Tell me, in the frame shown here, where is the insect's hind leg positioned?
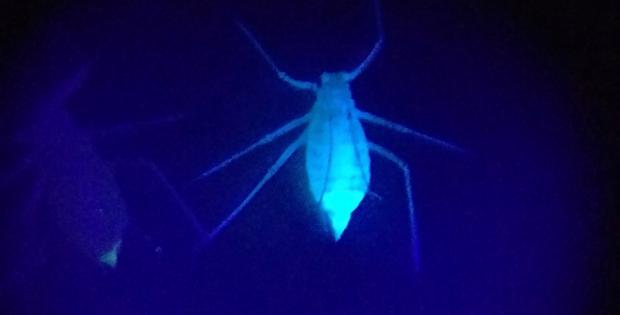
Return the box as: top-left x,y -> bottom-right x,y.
200,133 -> 306,246
368,141 -> 420,271
195,114 -> 309,181
344,0 -> 384,81
137,159 -> 207,241
92,112 -> 187,140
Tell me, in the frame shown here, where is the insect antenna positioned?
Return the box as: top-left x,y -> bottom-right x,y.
235,20 -> 318,91
344,0 -> 384,81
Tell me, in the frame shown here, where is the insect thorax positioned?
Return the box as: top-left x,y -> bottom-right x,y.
314,72 -> 355,117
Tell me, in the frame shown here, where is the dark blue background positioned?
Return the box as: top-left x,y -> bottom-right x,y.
0,0 -> 615,314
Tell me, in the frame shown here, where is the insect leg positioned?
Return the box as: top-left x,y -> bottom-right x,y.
357,109 -> 464,153
138,159 -> 207,240
367,190 -> 383,201
344,0 -> 384,81
195,114 -> 309,180
368,141 -> 420,271
236,21 -> 318,91
202,133 -> 306,244
92,112 -> 187,140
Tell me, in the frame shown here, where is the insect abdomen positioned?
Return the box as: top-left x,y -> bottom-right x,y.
305,114 -> 370,239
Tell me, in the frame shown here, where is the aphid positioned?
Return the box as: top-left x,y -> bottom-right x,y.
199,1 -> 461,267
3,64 -> 197,274
12,65 -> 128,269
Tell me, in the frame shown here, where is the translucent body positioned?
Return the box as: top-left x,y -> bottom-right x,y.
305,73 -> 371,239
11,66 -> 127,268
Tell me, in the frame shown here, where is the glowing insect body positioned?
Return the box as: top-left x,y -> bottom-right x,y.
200,9 -> 461,267
305,73 -> 371,239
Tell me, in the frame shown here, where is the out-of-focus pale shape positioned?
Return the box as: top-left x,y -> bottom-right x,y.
16,64 -> 128,267
99,239 -> 122,268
